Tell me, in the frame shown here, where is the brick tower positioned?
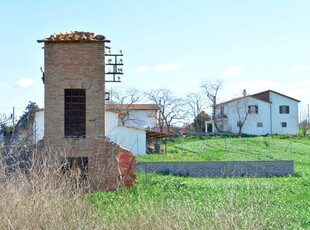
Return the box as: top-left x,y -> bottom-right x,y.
38,31 -> 107,153
37,32 -> 126,190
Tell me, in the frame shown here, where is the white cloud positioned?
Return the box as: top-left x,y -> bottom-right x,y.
295,79 -> 310,87
224,66 -> 241,78
16,78 -> 34,88
291,64 -> 310,72
155,63 -> 185,72
137,65 -> 150,73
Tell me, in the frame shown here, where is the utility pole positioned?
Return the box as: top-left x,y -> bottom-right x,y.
159,99 -> 162,132
12,107 -> 15,129
307,104 -> 309,123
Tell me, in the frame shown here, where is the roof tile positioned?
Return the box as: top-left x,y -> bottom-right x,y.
37,31 -> 108,43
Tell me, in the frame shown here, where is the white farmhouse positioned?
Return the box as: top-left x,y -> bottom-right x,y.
106,104 -> 158,130
105,111 -> 146,155
206,90 -> 300,135
32,109 -> 44,145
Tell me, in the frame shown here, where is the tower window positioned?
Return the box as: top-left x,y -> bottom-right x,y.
64,89 -> 86,138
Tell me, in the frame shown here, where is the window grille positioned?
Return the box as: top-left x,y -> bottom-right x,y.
64,89 -> 86,138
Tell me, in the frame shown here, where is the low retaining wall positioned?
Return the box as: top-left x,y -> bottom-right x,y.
135,161 -> 294,178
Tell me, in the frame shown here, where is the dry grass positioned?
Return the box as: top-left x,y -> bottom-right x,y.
0,147 -> 105,230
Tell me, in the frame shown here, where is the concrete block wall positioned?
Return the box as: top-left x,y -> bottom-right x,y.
136,161 -> 294,178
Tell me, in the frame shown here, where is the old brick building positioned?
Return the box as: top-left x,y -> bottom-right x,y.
37,32 -> 135,191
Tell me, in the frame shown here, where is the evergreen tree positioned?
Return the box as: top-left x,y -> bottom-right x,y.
16,101 -> 39,129
193,111 -> 210,133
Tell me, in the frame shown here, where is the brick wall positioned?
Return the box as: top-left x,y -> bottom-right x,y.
136,161 -> 294,178
88,140 -> 136,191
88,140 -> 120,191
40,33 -> 136,191
44,41 -> 105,157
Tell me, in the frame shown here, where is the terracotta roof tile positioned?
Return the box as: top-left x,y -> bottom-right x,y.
217,89 -> 300,106
106,104 -> 158,111
37,31 -> 109,43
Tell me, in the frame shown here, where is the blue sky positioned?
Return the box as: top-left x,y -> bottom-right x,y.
1,0 -> 310,119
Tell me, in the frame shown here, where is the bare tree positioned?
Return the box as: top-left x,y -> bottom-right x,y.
144,88 -> 185,133
106,87 -> 142,126
185,92 -> 206,120
299,104 -> 309,137
300,120 -> 309,137
234,97 -> 251,136
185,92 -> 208,134
200,79 -> 224,132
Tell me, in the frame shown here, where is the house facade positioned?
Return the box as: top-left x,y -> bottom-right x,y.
32,109 -> 44,145
106,104 -> 158,130
106,111 -> 146,155
207,90 -> 300,135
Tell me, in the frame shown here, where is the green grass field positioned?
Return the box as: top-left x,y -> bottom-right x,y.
90,136 -> 310,229
137,135 -> 310,176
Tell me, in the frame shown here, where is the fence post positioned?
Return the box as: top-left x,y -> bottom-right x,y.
145,163 -> 148,184
290,137 -> 292,160
268,137 -> 271,159
137,134 -> 139,155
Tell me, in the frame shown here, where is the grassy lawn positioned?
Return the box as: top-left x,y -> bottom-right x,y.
90,136 -> 310,229
137,135 -> 310,176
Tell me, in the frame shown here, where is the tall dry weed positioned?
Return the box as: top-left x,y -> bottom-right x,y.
0,146 -> 104,229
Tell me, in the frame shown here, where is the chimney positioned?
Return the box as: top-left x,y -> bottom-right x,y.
243,89 -> 247,97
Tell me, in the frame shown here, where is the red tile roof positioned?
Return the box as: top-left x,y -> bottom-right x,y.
251,90 -> 300,103
218,89 -> 300,105
37,31 -> 109,43
106,104 -> 158,111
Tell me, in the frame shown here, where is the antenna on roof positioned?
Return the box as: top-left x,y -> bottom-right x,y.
243,89 -> 247,97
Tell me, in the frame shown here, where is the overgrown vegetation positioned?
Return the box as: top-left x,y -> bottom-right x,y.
0,148 -> 104,229
0,135 -> 308,229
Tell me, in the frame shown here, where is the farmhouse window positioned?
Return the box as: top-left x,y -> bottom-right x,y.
64,89 -> 86,138
281,122 -> 287,128
257,122 -> 263,127
220,106 -> 224,117
279,105 -> 290,114
248,105 -> 258,114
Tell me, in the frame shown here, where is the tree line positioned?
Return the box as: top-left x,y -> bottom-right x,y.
106,79 -> 225,134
